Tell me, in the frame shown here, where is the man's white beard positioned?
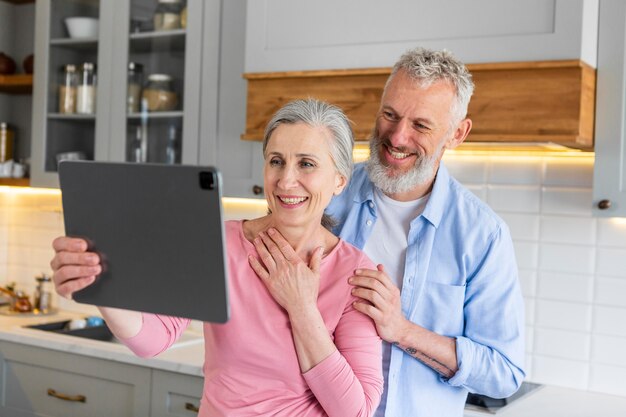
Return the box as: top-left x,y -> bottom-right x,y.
365,136 -> 438,195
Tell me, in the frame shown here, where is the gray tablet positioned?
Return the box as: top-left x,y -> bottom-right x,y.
58,161 -> 229,323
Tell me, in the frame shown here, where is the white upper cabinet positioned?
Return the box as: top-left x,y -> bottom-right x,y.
593,0 -> 626,217
245,0 -> 599,73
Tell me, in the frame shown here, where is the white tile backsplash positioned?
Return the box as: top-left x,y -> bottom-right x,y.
518,269 -> 538,297
487,184 -> 541,213
534,327 -> 591,361
500,213 -> 540,240
540,215 -> 596,245
541,187 -> 594,216
589,364 -> 626,396
593,305 -> 626,337
537,271 -> 594,303
596,247 -> 626,278
487,158 -> 543,185
535,299 -> 592,332
513,241 -> 539,269
538,243 -> 596,275
3,154 -> 626,397
597,218 -> 626,247
595,276 -> 626,308
591,334 -> 626,367
532,355 -> 589,390
544,158 -> 594,188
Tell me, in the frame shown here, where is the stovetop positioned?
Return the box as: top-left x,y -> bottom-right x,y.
464,382 -> 543,414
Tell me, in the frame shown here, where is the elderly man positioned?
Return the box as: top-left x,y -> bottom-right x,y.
325,47 -> 525,416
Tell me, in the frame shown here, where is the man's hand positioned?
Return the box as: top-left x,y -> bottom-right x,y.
349,264 -> 410,344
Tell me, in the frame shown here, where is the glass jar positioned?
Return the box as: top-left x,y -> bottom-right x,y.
76,62 -> 97,114
127,62 -> 143,113
181,5 -> 187,28
59,64 -> 78,114
142,74 -> 178,112
0,122 -> 14,163
153,0 -> 183,31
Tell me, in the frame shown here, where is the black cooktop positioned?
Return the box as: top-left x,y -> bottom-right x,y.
465,382 -> 543,414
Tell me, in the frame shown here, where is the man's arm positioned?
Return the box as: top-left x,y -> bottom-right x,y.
350,264 -> 457,378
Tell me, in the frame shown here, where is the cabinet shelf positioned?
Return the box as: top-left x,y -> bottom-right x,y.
0,178 -> 30,187
48,113 -> 96,121
0,74 -> 33,94
50,38 -> 98,51
129,30 -> 186,53
127,111 -> 184,119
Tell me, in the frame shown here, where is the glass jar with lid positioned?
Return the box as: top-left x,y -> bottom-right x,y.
153,0 -> 184,31
127,62 -> 143,113
0,122 -> 14,163
142,74 -> 178,112
59,64 -> 78,114
76,62 -> 97,114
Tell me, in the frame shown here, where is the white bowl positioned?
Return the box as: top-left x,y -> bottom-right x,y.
65,17 -> 99,39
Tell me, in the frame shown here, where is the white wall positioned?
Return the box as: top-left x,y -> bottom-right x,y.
2,154 -> 626,396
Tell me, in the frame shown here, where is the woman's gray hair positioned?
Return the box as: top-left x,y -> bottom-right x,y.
263,98 -> 354,183
262,98 -> 354,230
386,47 -> 475,124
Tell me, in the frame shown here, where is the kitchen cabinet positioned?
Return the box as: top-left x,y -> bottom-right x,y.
593,0 -> 626,217
0,340 -> 151,417
28,0 -> 263,197
30,0 -> 209,188
244,0 -> 598,73
151,369 -> 203,417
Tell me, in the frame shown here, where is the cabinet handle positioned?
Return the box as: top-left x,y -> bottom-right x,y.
598,199 -> 612,210
47,388 -> 86,403
185,402 -> 200,413
252,185 -> 264,195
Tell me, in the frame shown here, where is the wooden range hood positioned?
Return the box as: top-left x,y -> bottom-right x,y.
243,60 -> 596,151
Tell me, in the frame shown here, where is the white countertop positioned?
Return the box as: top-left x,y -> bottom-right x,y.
2,309 -> 626,415
0,309 -> 204,377
464,384 -> 626,417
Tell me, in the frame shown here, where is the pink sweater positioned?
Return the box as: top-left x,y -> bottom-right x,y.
122,220 -> 383,416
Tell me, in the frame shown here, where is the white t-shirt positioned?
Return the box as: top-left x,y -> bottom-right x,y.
364,188 -> 429,417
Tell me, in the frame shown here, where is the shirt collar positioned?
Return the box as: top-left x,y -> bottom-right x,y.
356,161 -> 451,228
420,162 -> 449,228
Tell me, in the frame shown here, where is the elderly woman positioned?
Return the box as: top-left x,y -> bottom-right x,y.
50,99 -> 383,417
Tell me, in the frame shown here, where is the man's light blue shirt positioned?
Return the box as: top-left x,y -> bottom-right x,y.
326,162 -> 526,416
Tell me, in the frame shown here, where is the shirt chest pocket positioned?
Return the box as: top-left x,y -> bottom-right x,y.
414,281 -> 466,336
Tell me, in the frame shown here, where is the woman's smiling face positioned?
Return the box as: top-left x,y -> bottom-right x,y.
264,122 -> 346,228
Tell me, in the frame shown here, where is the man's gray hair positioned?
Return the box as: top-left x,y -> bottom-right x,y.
387,47 -> 475,123
263,98 -> 354,183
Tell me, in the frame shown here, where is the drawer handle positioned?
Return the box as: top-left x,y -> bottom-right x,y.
47,388 -> 86,403
185,402 -> 199,413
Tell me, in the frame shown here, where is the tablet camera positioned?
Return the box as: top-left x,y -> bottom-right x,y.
199,171 -> 216,190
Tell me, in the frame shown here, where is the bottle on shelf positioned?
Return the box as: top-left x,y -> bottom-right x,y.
127,62 -> 143,114
76,62 -> 97,115
129,124 -> 147,163
59,64 -> 78,114
165,124 -> 179,164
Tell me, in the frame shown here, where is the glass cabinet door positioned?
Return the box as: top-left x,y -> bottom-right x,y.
44,0 -> 101,173
109,0 -> 202,165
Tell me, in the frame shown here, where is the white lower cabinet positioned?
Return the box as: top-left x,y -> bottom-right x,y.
0,341 -> 204,417
0,341 -> 151,417
151,370 -> 203,417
